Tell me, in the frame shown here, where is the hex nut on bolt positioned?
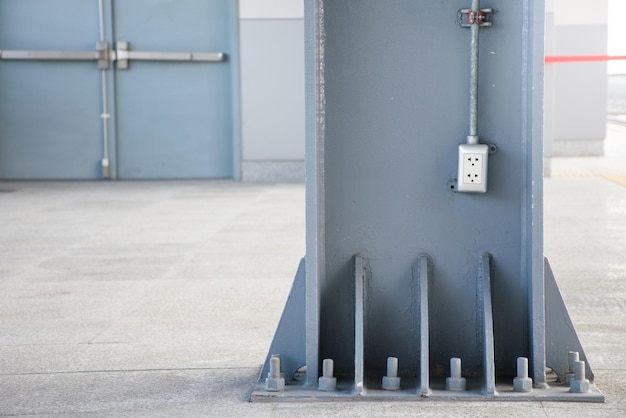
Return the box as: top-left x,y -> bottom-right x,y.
513,357 -> 533,392
265,355 -> 285,392
569,360 -> 590,393
446,357 -> 466,391
382,357 -> 401,391
318,358 -> 337,391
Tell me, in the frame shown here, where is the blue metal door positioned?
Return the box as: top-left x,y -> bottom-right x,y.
0,0 -> 236,180
0,0 -> 103,179
113,0 -> 235,179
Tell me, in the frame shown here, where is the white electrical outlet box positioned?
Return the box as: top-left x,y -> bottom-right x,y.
457,143 -> 489,193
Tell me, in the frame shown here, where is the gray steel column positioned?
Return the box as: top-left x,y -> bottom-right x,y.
304,0 -> 325,386
253,0 -> 602,403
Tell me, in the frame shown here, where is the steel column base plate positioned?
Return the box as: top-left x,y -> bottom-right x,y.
251,378 -> 604,403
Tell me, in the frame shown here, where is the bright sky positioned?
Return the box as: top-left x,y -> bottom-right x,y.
608,0 -> 626,73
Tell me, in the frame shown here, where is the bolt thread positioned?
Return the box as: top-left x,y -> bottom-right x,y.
568,351 -> 580,373
270,356 -> 281,379
450,357 -> 462,379
322,358 -> 334,378
517,357 -> 529,379
387,357 -> 398,378
575,360 -> 586,381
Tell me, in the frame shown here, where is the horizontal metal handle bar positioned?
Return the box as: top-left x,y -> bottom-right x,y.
115,50 -> 225,62
0,50 -> 102,61
0,49 -> 225,64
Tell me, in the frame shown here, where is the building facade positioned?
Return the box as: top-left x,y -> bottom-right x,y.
0,1 -> 609,180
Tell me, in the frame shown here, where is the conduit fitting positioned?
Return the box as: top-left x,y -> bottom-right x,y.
318,358 -> 337,391
569,361 -> 590,393
382,357 -> 401,391
265,355 -> 285,392
446,357 -> 467,391
565,351 -> 579,385
513,357 -> 533,392
467,135 -> 480,145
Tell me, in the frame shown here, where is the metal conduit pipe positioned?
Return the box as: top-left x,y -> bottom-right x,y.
98,0 -> 111,178
467,0 -> 480,144
467,0 -> 480,145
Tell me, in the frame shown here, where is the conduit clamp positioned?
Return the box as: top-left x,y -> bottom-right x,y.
458,8 -> 493,27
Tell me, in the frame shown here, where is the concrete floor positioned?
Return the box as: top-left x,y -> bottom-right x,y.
1,126 -> 625,417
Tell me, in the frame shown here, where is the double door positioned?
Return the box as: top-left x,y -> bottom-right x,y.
0,0 -> 236,179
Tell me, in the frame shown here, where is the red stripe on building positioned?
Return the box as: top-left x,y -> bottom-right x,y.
545,55 -> 626,64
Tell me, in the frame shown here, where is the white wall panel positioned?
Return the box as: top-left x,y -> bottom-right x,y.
240,19 -> 305,160
553,0 -> 607,26
239,0 -> 303,19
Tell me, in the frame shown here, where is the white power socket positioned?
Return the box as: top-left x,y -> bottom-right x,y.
457,144 -> 489,193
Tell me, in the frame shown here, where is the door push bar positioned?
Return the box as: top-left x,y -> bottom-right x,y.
0,41 -> 226,70
115,41 -> 224,69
